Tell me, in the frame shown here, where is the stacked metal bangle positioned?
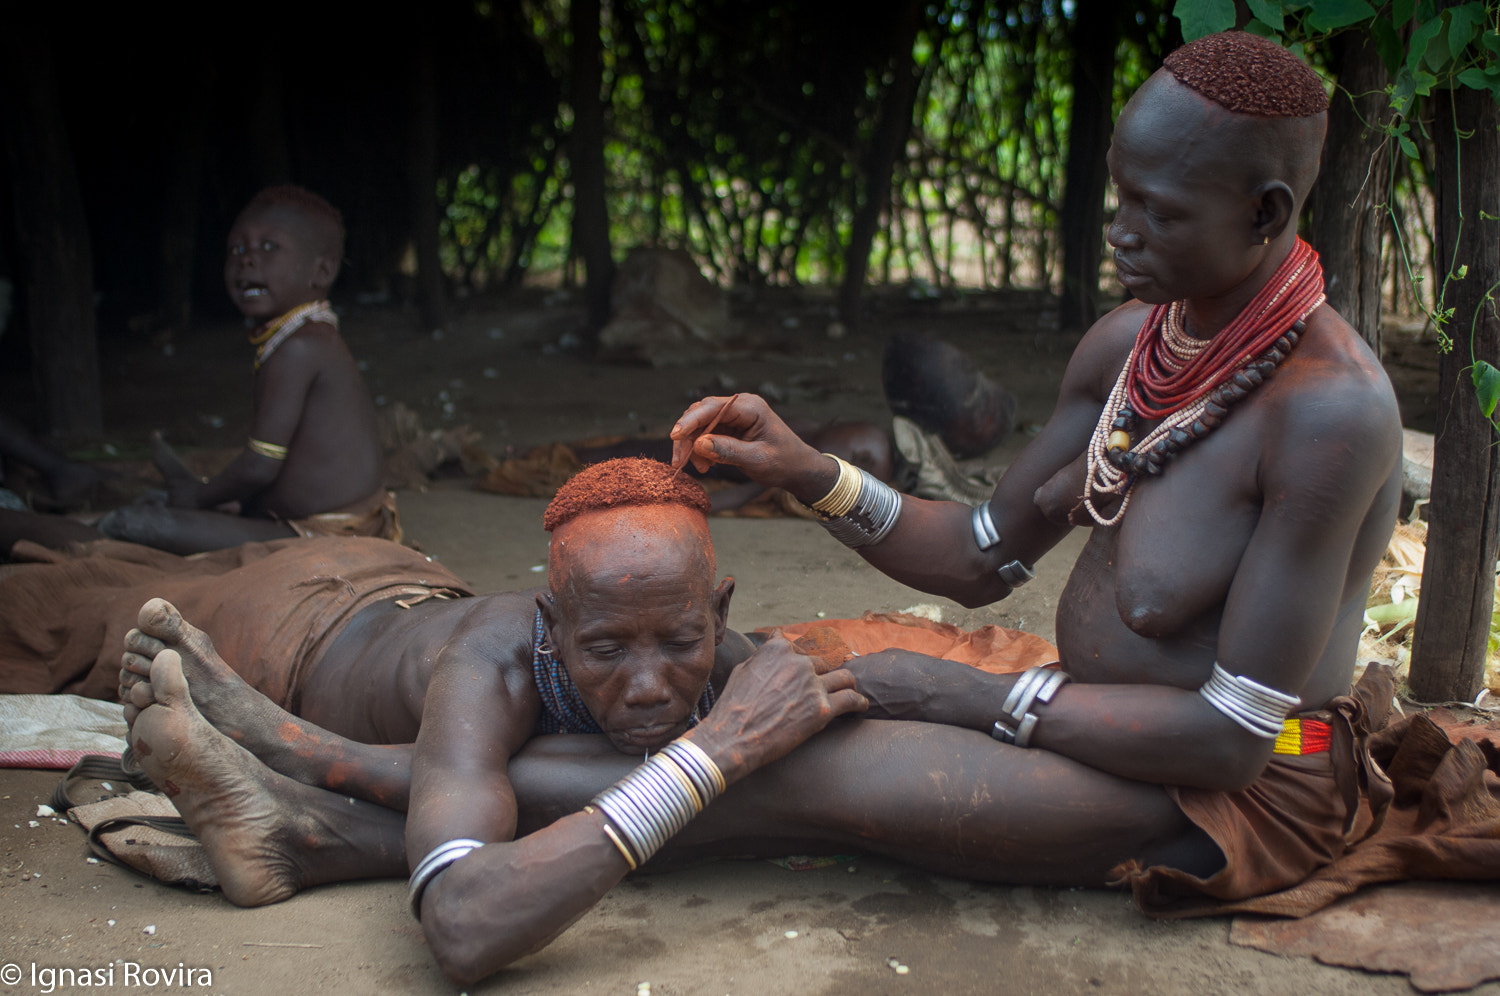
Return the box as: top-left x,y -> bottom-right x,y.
802,454 -> 901,548
991,665 -> 1070,748
807,453 -> 863,518
590,738 -> 725,869
408,838 -> 485,919
659,738 -> 727,800
1199,663 -> 1299,740
971,503 -> 1035,592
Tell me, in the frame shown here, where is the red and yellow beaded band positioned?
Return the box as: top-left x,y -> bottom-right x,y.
1271,718 -> 1331,756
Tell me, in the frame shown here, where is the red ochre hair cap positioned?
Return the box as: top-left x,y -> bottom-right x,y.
544,457 -> 712,532
1164,30 -> 1329,118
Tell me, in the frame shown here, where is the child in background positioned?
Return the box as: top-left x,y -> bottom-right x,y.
100,185 -> 396,553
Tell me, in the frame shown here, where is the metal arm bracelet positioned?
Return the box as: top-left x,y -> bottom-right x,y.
819,465 -> 901,548
1199,663 -> 1299,740
590,738 -> 725,869
991,665 -> 1070,748
971,503 -> 1035,592
408,838 -> 485,919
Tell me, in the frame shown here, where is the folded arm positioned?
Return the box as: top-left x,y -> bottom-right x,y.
408,636 -> 867,985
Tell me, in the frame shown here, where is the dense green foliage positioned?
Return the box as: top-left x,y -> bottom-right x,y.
439,0 -> 1177,292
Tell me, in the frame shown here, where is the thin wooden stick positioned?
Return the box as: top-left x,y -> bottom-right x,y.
672,394 -> 740,479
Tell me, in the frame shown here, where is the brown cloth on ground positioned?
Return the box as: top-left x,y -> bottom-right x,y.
1116,665 -> 1500,919
284,488 -> 404,544
0,536 -> 470,707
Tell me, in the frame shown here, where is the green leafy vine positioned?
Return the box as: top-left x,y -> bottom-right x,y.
1173,0 -> 1500,420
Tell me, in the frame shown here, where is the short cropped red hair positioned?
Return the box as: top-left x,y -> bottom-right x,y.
1165,31 -> 1328,118
544,457 -> 712,532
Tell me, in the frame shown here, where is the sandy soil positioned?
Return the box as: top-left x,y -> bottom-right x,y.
0,289 -> 1477,994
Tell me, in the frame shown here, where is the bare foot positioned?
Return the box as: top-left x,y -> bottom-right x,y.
120,598 -> 274,740
126,647 -> 304,906
121,597 -> 416,810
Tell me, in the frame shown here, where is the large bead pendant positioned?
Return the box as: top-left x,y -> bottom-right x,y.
1107,429 -> 1131,453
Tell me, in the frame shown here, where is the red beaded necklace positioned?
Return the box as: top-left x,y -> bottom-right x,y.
1082,239 -> 1326,526
1126,238 -> 1325,419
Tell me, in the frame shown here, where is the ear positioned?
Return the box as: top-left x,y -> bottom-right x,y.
710,576 -> 735,645
535,590 -> 561,649
310,253 -> 340,291
1251,182 -> 1296,244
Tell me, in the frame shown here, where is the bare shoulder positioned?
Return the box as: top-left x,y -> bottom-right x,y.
1261,305 -> 1402,497
711,629 -> 757,691
438,590 -> 542,673
257,322 -> 355,376
1272,305 -> 1399,432
1061,300 -> 1151,401
417,591 -> 545,748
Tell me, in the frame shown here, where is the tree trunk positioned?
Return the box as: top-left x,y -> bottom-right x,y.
159,68 -> 210,339
1307,31 -> 1389,355
1409,82 -> 1500,703
0,29 -> 102,439
837,0 -> 925,331
409,37 -> 449,334
569,0 -> 615,343
1057,0 -> 1119,332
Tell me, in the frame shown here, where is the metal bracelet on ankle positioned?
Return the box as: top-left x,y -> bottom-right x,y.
820,466 -> 901,548
1199,663 -> 1299,740
991,664 -> 1070,748
408,838 -> 485,919
971,503 -> 1035,592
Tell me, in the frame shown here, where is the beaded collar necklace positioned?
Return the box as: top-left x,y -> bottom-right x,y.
530,608 -> 718,736
1083,238 -> 1325,527
248,300 -> 338,371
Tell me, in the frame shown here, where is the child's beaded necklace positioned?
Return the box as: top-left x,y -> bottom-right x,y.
248,300 -> 338,371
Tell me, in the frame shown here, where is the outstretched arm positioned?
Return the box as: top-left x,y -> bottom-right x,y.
669,317 -> 1132,606
408,635 -> 867,985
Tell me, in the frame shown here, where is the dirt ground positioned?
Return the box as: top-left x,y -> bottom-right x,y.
0,288 -> 1483,995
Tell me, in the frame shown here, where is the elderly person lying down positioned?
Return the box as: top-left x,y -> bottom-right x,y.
26,456 -> 1114,987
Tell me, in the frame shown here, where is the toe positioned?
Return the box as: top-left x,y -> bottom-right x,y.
137,598 -> 182,638
119,663 -> 144,696
122,649 -> 155,677
123,626 -> 167,660
148,648 -> 192,705
128,679 -> 156,710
